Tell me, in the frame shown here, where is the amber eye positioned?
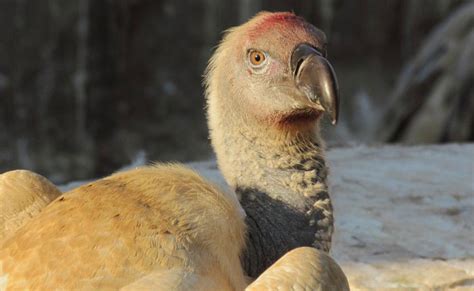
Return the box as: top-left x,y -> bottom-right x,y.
249,50 -> 266,67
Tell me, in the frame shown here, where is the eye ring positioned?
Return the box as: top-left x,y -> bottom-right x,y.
248,50 -> 267,67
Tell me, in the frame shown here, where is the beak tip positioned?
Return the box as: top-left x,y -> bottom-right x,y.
330,113 -> 338,125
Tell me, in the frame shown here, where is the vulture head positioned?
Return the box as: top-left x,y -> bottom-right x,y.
206,11 -> 339,138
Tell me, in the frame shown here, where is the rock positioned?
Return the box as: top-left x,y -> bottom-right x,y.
327,144 -> 474,290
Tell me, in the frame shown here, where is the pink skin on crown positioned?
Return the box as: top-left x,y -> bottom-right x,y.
248,12 -> 307,40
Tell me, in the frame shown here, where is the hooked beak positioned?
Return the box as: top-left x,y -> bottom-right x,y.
291,43 -> 339,125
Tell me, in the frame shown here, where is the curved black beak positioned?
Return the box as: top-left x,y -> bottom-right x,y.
291,43 -> 339,125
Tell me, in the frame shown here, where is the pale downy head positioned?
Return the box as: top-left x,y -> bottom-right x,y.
205,11 -> 339,136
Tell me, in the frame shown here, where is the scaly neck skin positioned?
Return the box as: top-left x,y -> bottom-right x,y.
210,114 -> 334,277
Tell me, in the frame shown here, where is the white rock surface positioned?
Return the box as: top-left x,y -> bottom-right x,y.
189,144 -> 474,290
327,144 -> 474,290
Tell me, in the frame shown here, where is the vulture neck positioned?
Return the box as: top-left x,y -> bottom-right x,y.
211,115 -> 334,277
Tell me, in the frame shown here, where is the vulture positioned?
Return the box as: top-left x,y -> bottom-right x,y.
0,12 -> 349,290
0,170 -> 61,242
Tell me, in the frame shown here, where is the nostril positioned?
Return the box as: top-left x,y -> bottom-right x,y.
291,43 -> 323,78
294,58 -> 305,77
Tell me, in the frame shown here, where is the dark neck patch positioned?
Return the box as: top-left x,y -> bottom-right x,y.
237,186 -> 330,277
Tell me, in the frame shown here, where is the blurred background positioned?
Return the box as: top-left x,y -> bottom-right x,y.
0,0 -> 472,183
